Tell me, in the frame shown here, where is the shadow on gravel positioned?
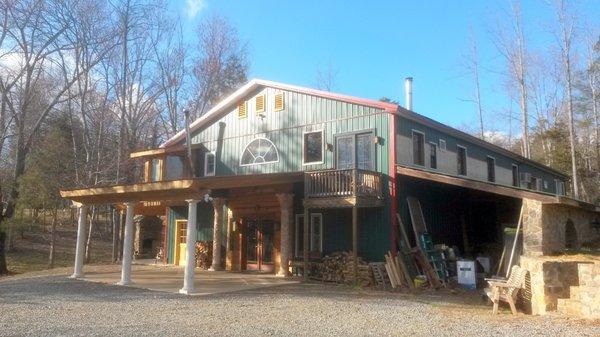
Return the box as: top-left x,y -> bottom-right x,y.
0,276 -> 180,305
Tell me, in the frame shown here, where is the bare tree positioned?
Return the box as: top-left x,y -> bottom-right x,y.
552,0 -> 580,198
584,35 -> 599,172
315,60 -> 339,93
462,28 -> 485,140
191,15 -> 248,120
493,0 -> 531,158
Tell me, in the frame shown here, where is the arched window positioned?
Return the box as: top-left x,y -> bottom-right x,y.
240,137 -> 279,166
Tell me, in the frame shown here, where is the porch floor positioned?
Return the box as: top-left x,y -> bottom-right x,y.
83,264 -> 299,296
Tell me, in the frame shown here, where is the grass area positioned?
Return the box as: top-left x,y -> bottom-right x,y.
2,218 -> 114,276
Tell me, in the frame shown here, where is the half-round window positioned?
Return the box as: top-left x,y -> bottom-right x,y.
240,137 -> 279,166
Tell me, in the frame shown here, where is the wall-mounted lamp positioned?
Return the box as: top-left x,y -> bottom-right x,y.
373,136 -> 382,145
326,143 -> 333,151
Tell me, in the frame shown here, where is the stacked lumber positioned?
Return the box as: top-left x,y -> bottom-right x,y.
320,251 -> 373,286
385,252 -> 408,289
194,241 -> 212,269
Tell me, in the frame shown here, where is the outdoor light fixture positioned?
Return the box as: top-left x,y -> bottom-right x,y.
326,143 -> 333,151
373,136 -> 382,145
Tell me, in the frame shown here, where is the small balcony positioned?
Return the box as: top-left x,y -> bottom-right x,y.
304,169 -> 384,208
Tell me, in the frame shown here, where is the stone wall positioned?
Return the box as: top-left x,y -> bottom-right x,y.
522,199 -> 599,256
134,215 -> 164,258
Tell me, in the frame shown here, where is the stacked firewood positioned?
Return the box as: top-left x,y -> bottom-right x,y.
195,241 -> 212,269
320,251 -> 373,286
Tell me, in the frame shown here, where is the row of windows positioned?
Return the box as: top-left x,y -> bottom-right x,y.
411,130 -> 566,195
294,213 -> 323,257
237,92 -> 285,118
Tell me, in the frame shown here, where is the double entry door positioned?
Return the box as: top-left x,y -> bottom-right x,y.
245,218 -> 276,272
335,131 -> 375,170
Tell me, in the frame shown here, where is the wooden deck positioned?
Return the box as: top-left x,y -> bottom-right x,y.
303,169 -> 384,208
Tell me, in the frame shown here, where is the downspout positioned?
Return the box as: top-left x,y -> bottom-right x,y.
389,111 -> 398,257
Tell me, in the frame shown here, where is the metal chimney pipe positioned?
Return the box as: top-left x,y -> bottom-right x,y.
405,77 -> 413,110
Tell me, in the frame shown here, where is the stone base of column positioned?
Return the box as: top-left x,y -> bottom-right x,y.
116,280 -> 131,286
275,271 -> 287,277
208,266 -> 223,271
69,273 -> 83,279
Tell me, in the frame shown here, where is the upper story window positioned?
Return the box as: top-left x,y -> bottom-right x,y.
165,155 -> 184,180
335,131 -> 375,170
412,131 -> 425,166
512,164 -> 519,187
303,130 -> 323,164
457,146 -> 467,176
204,152 -> 216,176
487,156 -> 495,182
240,137 -> 279,166
439,139 -> 447,151
556,179 -> 565,196
429,142 -> 437,169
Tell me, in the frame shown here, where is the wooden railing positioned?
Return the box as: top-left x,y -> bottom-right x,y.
304,169 -> 383,198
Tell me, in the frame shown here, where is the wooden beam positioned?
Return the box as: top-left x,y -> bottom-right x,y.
129,145 -> 186,158
303,196 -> 384,209
396,165 -> 557,203
303,206 -> 309,281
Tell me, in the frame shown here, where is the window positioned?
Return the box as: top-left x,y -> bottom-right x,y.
439,139 -> 447,151
204,152 -> 215,176
335,131 -> 375,170
512,164 -> 519,187
530,176 -> 542,191
294,213 -> 323,256
237,101 -> 247,118
165,155 -> 184,180
303,130 -> 323,164
457,146 -> 467,176
556,179 -> 565,196
151,158 -> 161,182
240,137 -> 279,166
486,156 -> 495,182
429,142 -> 437,169
274,92 -> 284,111
255,94 -> 265,113
543,180 -> 548,190
412,131 -> 425,166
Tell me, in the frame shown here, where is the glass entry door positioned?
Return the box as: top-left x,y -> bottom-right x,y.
335,132 -> 375,170
245,219 -> 276,272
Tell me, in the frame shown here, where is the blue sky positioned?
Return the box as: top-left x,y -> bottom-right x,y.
173,0 -> 600,134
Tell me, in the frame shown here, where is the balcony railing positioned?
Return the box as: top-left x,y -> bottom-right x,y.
304,169 -> 383,199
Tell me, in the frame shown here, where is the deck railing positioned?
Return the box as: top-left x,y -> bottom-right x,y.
304,169 -> 383,198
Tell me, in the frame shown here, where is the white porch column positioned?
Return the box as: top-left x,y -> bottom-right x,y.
276,193 -> 294,277
180,199 -> 199,295
118,202 -> 135,285
70,204 -> 88,278
209,197 -> 225,271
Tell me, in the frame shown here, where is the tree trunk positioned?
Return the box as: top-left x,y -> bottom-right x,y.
111,207 -> 120,263
0,230 -> 7,275
85,206 -> 97,263
48,210 -> 58,269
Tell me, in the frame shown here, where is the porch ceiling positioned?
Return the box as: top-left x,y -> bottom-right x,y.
60,172 -> 304,205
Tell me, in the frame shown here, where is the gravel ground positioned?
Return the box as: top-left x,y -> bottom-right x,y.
0,273 -> 598,337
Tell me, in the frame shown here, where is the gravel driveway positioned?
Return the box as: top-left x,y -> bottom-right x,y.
0,273 -> 598,336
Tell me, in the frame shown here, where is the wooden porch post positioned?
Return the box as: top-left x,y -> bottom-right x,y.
352,206 -> 358,284
303,206 -> 309,281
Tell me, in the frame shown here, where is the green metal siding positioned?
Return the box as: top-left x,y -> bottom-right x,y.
166,203 -> 218,264
396,116 -> 565,195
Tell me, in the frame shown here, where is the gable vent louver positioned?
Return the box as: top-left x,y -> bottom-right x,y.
256,95 -> 265,114
274,92 -> 284,111
237,101 -> 247,118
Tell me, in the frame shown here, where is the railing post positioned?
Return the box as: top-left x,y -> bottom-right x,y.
353,169 -> 358,196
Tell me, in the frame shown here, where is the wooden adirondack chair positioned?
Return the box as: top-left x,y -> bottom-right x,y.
485,265 -> 528,314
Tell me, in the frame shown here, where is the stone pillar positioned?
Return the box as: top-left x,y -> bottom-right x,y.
118,202 -> 135,285
180,199 -> 199,295
210,197 -> 225,271
522,198 -> 544,256
225,210 -> 234,271
276,193 -> 294,277
70,204 -> 88,278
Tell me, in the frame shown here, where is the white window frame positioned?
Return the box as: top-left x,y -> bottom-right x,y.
302,129 -> 324,165
412,129 -> 426,166
439,139 -> 447,151
294,213 -> 323,256
239,137 -> 280,167
428,141 -> 438,169
486,155 -> 496,182
512,164 -> 519,187
457,145 -> 468,176
310,213 -> 323,253
204,152 -> 216,176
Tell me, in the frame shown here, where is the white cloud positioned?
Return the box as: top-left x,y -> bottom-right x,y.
186,0 -> 205,19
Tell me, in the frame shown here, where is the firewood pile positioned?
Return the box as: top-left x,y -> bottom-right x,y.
320,251 -> 373,286
195,241 -> 212,269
